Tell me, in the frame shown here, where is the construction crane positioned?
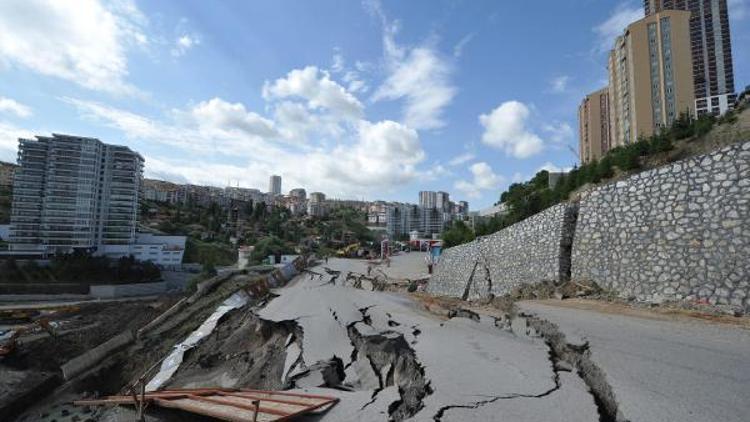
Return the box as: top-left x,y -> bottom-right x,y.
566,145 -> 579,161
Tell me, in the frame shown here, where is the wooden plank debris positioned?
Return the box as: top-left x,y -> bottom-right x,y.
74,388 -> 339,421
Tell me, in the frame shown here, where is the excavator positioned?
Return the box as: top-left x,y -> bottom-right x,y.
0,318 -> 57,358
336,242 -> 361,258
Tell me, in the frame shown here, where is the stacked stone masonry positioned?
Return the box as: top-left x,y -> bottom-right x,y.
573,141 -> 750,309
429,203 -> 577,300
430,140 -> 750,311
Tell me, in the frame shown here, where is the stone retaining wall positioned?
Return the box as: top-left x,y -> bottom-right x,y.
427,241 -> 481,299
429,203 -> 577,299
573,141 -> 750,308
429,141 -> 750,310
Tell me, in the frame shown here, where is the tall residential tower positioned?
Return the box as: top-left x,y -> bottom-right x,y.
578,87 -> 612,163
418,191 -> 437,209
10,134 -> 143,254
644,0 -> 736,114
607,9 -> 695,146
269,175 -> 282,196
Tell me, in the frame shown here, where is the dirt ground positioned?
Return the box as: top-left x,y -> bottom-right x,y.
0,298 -> 179,420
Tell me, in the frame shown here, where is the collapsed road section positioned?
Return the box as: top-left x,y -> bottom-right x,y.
257,257 -> 605,421
5,254 -> 623,421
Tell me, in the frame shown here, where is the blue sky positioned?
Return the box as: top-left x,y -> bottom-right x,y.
0,0 -> 747,209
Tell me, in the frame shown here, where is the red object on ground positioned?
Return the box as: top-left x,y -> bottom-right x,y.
74,388 -> 339,421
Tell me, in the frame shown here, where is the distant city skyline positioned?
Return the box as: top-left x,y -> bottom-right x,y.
0,1 -> 747,209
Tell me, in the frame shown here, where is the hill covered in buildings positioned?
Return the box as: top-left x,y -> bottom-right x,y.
140,192 -> 376,267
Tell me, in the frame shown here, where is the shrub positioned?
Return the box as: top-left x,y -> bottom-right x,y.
442,220 -> 475,248
649,132 -> 673,153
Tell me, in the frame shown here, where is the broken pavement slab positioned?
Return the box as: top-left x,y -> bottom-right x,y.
259,258 -> 600,421
434,372 -> 598,422
519,300 -> 750,422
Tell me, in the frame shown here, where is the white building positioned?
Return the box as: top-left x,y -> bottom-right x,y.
99,233 -> 186,267
307,192 -> 327,217
9,134 -> 143,255
419,191 -> 437,208
479,203 -> 508,217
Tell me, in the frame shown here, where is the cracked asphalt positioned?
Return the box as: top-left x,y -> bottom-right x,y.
259,256 -> 601,421
520,300 -> 750,422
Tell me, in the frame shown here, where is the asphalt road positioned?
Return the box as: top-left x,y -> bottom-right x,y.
519,301 -> 750,422
259,257 -> 600,421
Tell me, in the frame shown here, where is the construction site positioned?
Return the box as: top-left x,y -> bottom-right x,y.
0,250 -> 747,422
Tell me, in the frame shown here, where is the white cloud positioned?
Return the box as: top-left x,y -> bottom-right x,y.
65,94 -> 426,198
538,162 -> 573,173
171,34 -> 199,57
593,3 -> 643,52
479,101 -> 544,159
370,5 -> 456,130
0,121 -> 35,161
272,100 -> 344,143
0,97 -> 32,118
454,162 -> 505,199
328,50 -> 370,94
263,66 -> 364,120
325,120 -> 424,187
550,75 -> 570,93
0,0 -> 147,94
511,172 -> 526,183
448,152 -> 475,167
453,32 -> 475,58
331,50 -> 345,73
343,71 -> 369,94
190,98 -> 278,138
64,97 -> 211,151
542,121 -> 574,144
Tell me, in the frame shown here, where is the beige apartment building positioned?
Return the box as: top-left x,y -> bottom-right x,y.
607,9 -> 695,147
578,88 -> 612,163
645,0 -> 736,115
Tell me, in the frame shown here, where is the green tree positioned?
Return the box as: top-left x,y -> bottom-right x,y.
250,235 -> 292,264
442,220 -> 475,247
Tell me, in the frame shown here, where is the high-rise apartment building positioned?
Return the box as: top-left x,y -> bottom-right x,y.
608,10 -> 695,146
644,0 -> 736,115
458,201 -> 469,215
269,175 -> 281,196
307,191 -> 326,217
289,188 -> 306,201
435,191 -> 450,212
10,134 -> 143,254
579,87 -> 612,163
419,191 -> 437,209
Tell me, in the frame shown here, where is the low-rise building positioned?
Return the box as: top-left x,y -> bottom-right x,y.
0,161 -> 17,188
99,233 -> 186,268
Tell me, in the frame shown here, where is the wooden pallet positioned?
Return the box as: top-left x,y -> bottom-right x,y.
74,388 -> 339,421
